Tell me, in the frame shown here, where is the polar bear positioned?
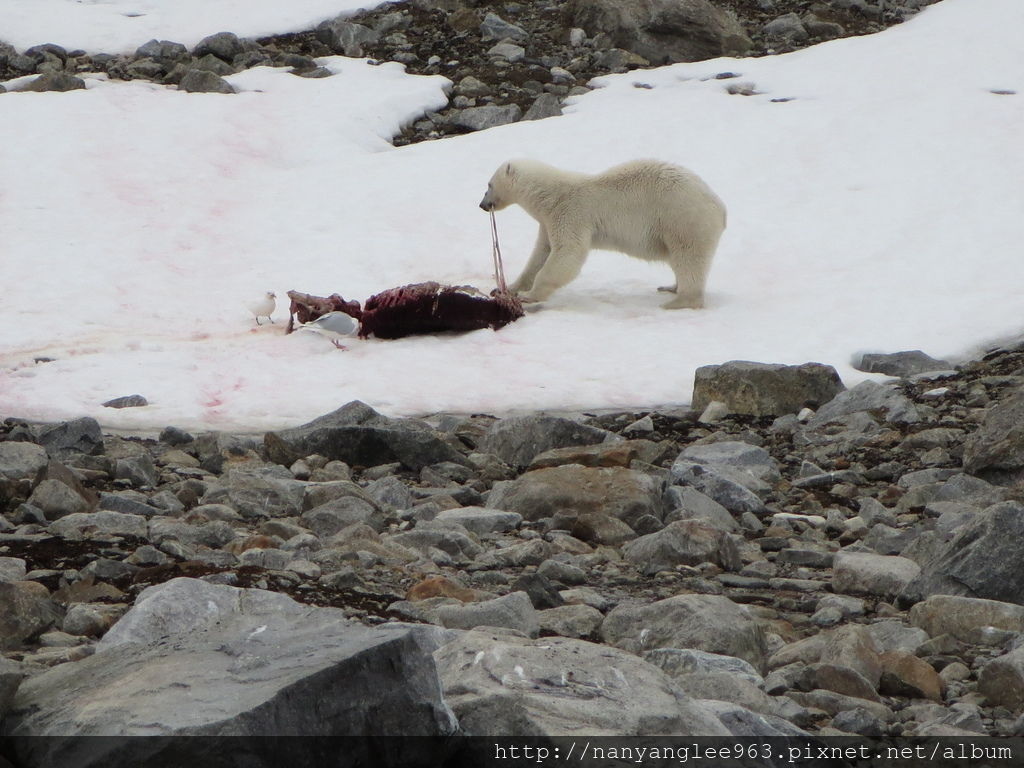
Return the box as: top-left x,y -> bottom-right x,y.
479,158 -> 726,309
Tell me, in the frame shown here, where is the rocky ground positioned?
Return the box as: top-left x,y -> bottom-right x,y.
1,0 -> 939,145
2,336 -> 1024,753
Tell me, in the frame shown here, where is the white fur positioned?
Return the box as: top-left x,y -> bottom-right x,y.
480,159 -> 726,309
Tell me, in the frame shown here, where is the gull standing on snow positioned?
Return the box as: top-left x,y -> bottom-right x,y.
247,291 -> 276,325
296,311 -> 359,348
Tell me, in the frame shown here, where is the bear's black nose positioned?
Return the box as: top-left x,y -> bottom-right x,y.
480,201 -> 493,211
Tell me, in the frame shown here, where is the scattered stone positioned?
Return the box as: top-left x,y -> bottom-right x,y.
102,394 -> 149,409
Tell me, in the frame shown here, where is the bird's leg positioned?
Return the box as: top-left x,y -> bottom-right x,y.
331,340 -> 348,350
255,317 -> 263,326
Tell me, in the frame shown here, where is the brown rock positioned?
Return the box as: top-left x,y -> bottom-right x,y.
529,439 -> 668,470
878,651 -> 944,701
406,577 -> 476,603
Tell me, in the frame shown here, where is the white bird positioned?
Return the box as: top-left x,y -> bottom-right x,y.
296,311 -> 359,348
247,291 -> 276,325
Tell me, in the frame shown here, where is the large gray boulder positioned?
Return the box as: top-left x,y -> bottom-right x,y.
900,502 -> 1024,605
963,388 -> 1024,483
677,441 -> 781,494
265,401 -> 467,471
569,0 -> 751,64
315,18 -> 380,56
0,583 -> 62,650
478,415 -> 613,469
806,380 -> 921,428
692,361 -> 845,417
601,594 -> 769,671
5,579 -> 456,767
433,629 -> 729,735
487,464 -> 662,529
622,519 -> 741,575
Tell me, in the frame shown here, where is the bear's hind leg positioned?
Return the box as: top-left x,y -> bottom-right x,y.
661,249 -> 711,310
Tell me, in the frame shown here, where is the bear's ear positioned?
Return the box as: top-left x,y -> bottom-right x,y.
504,162 -> 513,177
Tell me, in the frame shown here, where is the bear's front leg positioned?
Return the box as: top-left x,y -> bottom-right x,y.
517,235 -> 589,302
508,225 -> 550,294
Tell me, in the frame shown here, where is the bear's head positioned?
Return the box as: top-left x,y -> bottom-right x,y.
479,161 -> 517,212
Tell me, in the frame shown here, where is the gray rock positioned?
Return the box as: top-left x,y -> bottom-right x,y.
963,388 -> 1024,483
48,510 -> 148,539
678,440 -> 780,494
978,646 -> 1024,708
101,394 -> 148,409
643,648 -> 764,687
433,506 -> 521,534
865,620 -> 928,654
192,31 -> 244,62
191,53 -> 236,76
450,104 -> 522,131
537,559 -> 587,585
479,415 -> 612,469
663,485 -> 737,531
901,501 -> 1024,605
570,0 -> 751,64
302,496 -> 385,536
854,350 -> 951,377
486,41 -> 526,62
522,92 -> 563,121
0,442 -> 48,481
435,591 -> 539,637
24,72 -> 86,92
832,551 -> 921,598
36,417 -> 103,458
537,603 -> 603,638
6,579 -> 456,764
390,525 -> 482,563
454,75 -> 491,97
27,479 -> 91,519
699,698 -> 809,736
135,39 -> 189,62
364,474 -> 413,509
510,572 -> 564,609
265,401 -> 465,471
434,629 -> 729,735
98,492 -> 162,517
623,519 -> 741,575
199,469 -> 304,520
315,18 -> 380,56
692,360 -> 844,417
488,464 -> 662,528
806,380 -> 921,428
763,13 -> 808,42
0,657 -> 26,722
669,461 -> 767,517
178,69 -> 235,93
114,454 -> 159,488
480,12 -> 529,41
0,557 -> 27,583
0,583 -> 62,650
601,594 -> 768,671
909,594 -> 1024,642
